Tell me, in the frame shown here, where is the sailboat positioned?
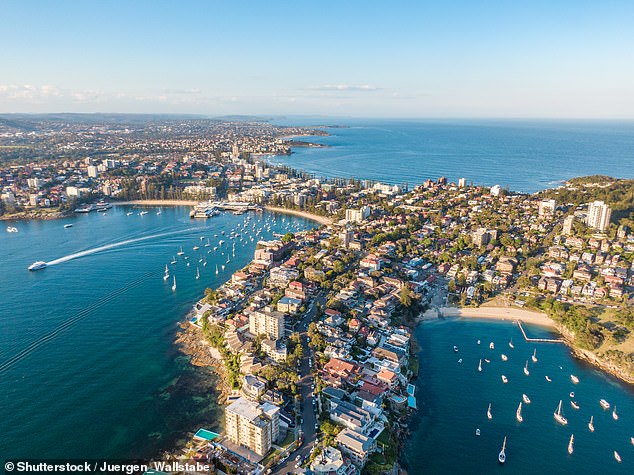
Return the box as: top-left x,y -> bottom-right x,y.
523,394 -> 531,404
171,276 -> 176,291
516,402 -> 523,423
487,403 -> 492,420
205,239 -> 210,247
203,259 -> 207,267
177,246 -> 185,256
163,265 -> 170,281
221,264 -> 225,271
532,348 -> 538,363
524,360 -> 530,376
196,268 -> 200,280
478,359 -> 482,372
215,265 -> 219,275
614,451 -> 621,463
171,256 -> 177,265
568,434 -> 574,455
612,406 -> 618,421
554,400 -> 568,425
571,400 -> 580,410
509,338 -> 514,349
588,416 -> 595,432
498,436 -> 507,464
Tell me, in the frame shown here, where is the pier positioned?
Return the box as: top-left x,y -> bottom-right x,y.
516,320 -> 564,344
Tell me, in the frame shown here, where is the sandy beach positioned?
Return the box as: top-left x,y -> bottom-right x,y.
439,305 -> 556,329
264,206 -> 332,225
114,199 -> 199,206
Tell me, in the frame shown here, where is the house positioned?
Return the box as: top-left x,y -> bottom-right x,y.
336,429 -> 376,467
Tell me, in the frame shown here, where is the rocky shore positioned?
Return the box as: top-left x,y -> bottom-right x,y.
1,209 -> 72,221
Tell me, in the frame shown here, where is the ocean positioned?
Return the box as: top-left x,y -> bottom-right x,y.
270,119 -> 634,193
403,319 -> 633,474
0,206 -> 317,458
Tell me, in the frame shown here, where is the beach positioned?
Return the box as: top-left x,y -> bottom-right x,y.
439,305 -> 557,328
264,206 -> 332,225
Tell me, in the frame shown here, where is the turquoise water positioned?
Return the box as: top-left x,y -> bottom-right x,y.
270,119 -> 634,193
404,319 -> 634,474
0,206 -> 316,458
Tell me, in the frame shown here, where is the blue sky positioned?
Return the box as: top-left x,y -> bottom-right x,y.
1,0 -> 633,117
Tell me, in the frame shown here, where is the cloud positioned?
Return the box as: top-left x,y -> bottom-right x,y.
163,88 -> 202,94
0,84 -> 63,101
312,84 -> 382,92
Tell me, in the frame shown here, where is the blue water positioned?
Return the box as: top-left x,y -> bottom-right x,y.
270,119 -> 634,193
404,319 -> 634,474
0,206 -> 316,458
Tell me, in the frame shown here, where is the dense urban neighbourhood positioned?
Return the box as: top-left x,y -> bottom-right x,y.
2,115 -> 634,474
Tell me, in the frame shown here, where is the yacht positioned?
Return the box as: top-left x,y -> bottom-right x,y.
171,276 -> 176,291
156,211 -> 161,215
570,392 -> 575,398
177,247 -> 185,256
614,451 -> 621,463
193,245 -> 200,251
475,428 -> 481,436
196,268 -> 200,280
64,224 -> 73,228
28,261 -> 47,271
126,211 -> 134,216
6,226 -> 18,232
524,360 -> 530,376
487,403 -> 492,420
139,211 -> 148,216
523,394 -> 531,404
453,346 -> 459,353
568,434 -> 574,455
570,374 -> 580,384
501,354 -> 508,361
484,358 -> 490,364
458,358 -> 463,364
205,239 -> 211,247
554,400 -> 568,425
600,399 -> 610,410
588,416 -> 595,432
200,236 -> 205,240
498,436 -> 507,464
489,342 -> 495,349
163,272 -> 170,281
545,375 -> 552,382
478,359 -> 482,372
516,402 -> 523,423
215,265 -> 219,275
501,375 -> 508,384
571,401 -> 580,410
477,340 -> 481,345
221,264 -> 225,271
509,338 -> 514,349
170,256 -> 177,265
612,406 -> 618,421
630,436 -> 633,446
532,348 -> 538,363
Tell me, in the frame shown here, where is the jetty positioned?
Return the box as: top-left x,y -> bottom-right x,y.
516,320 -> 564,344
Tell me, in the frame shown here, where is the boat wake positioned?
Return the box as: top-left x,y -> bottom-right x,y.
46,228 -> 199,266
0,271 -> 155,374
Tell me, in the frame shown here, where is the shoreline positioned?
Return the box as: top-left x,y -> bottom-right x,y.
264,205 -> 332,225
114,199 -> 199,206
423,304 -> 633,386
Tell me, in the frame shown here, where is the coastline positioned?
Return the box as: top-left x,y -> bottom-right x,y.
114,199 -> 199,206
264,205 -> 332,225
425,304 -> 633,385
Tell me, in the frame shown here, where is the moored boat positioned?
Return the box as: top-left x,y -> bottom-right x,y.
501,354 -> 508,361
570,374 -> 579,384
64,224 -> 73,228
523,360 -> 530,376
487,403 -> 492,420
478,359 -> 482,372
516,402 -> 523,423
501,375 -> 508,384
571,401 -> 580,410
523,394 -> 531,404
568,434 -> 574,455
532,348 -> 538,363
171,276 -> 176,291
475,428 -> 480,436
588,416 -> 595,432
600,399 -> 610,410
612,406 -> 618,421
489,342 -> 495,349
545,375 -> 552,382
614,451 -> 621,463
554,400 -> 568,425
509,338 -> 514,349
498,436 -> 507,464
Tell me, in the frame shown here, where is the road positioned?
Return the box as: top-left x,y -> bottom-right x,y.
271,292 -> 327,475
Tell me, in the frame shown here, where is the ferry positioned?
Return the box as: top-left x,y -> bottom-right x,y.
568,434 -> 574,455
588,416 -> 595,432
523,394 -> 531,404
570,374 -> 580,384
28,261 -> 47,271
600,399 -> 611,410
64,224 -> 73,228
498,436 -> 507,464
554,400 -> 568,425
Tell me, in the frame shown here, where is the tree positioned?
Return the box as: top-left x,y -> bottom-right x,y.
448,280 -> 457,293
399,285 -> 413,307
282,232 -> 295,244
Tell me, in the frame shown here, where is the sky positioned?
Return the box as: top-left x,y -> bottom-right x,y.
1,0 -> 633,118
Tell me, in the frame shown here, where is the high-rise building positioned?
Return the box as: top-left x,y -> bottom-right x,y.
538,199 -> 556,217
586,201 -> 612,231
472,228 -> 492,247
339,229 -> 354,248
345,206 -> 371,223
490,185 -> 502,196
562,215 -> 575,235
225,397 -> 280,456
458,178 -> 466,188
249,306 -> 286,340
87,165 -> 98,178
27,178 -> 43,189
